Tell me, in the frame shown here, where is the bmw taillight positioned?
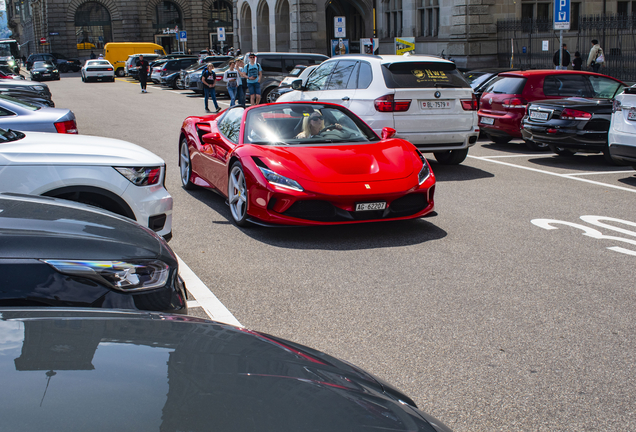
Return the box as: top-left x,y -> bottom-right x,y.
502,97 -> 526,109
613,99 -> 622,113
560,108 -> 592,120
54,119 -> 78,134
460,94 -> 478,110
374,94 -> 411,112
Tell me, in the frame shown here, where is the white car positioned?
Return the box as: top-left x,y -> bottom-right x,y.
81,60 -> 115,82
0,129 -> 173,239
609,86 -> 636,170
278,54 -> 479,165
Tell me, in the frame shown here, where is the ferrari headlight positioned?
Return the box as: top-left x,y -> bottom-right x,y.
115,166 -> 162,186
258,166 -> 304,191
42,259 -> 171,292
417,152 -> 431,184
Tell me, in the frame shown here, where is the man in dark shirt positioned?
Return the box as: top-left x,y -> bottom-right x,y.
553,44 -> 571,70
136,55 -> 149,93
201,63 -> 221,112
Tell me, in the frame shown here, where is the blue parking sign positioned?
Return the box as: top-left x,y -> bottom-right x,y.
554,0 -> 570,30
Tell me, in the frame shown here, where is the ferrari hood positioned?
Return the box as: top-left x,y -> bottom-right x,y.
254,140 -> 417,183
0,132 -> 165,167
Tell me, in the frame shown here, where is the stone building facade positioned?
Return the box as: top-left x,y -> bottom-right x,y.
6,0 -> 631,67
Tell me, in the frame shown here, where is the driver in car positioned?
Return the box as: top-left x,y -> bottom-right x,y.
296,111 -> 342,138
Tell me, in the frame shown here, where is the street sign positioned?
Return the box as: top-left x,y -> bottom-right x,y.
179,31 -> 187,41
217,27 -> 225,42
334,16 -> 346,38
49,32 -> 59,36
554,0 -> 570,30
39,37 -> 47,44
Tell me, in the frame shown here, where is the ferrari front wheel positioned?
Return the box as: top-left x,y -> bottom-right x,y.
179,138 -> 195,190
228,162 -> 249,227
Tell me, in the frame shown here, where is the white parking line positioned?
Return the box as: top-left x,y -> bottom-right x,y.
479,154 -> 544,158
176,254 -> 242,327
564,170 -> 636,176
468,155 -> 636,194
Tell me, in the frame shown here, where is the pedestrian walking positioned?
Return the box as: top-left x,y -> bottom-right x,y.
243,53 -> 262,105
587,39 -> 605,73
572,51 -> 582,70
90,51 -> 96,59
236,58 -> 247,106
201,63 -> 221,112
223,60 -> 240,107
553,44 -> 570,70
136,54 -> 149,93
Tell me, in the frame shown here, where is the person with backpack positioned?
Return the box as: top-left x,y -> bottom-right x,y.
243,53 -> 262,105
223,60 -> 240,107
201,63 -> 221,112
587,39 -> 605,73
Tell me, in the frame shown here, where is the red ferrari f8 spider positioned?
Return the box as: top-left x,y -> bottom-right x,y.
178,102 -> 436,226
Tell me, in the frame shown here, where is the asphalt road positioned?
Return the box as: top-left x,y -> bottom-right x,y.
45,73 -> 636,432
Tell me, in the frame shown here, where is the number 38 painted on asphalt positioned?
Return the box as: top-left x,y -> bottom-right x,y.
531,216 -> 636,257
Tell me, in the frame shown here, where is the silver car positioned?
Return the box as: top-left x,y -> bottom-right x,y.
0,94 -> 77,133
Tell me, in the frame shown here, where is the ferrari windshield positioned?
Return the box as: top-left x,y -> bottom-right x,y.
244,104 -> 379,145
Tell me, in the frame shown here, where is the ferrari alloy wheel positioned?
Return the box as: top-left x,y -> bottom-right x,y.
179,139 -> 195,190
433,148 -> 468,165
228,162 -> 249,227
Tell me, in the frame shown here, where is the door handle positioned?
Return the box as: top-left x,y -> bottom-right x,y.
341,96 -> 350,101
312,97 -> 318,102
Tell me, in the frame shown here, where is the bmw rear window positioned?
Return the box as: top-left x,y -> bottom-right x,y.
381,62 -> 470,88
483,76 -> 527,95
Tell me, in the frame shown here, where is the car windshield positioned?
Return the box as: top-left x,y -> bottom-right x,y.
33,62 -> 51,68
244,104 -> 379,145
0,128 -> 25,142
0,94 -> 39,110
88,61 -> 110,66
289,67 -> 305,77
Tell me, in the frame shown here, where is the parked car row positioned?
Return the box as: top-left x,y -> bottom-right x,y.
474,68 -> 635,165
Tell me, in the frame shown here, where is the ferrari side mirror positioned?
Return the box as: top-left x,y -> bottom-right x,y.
381,127 -> 396,139
202,132 -> 221,145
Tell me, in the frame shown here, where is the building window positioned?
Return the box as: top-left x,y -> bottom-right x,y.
75,2 -> 112,50
571,2 -> 580,30
155,1 -> 182,30
386,0 -> 402,38
418,0 -> 438,37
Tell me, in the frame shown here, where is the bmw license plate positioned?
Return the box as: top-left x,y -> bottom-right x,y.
422,100 -> 451,109
530,110 -> 549,121
628,109 -> 636,121
356,202 -> 386,212
480,116 -> 495,125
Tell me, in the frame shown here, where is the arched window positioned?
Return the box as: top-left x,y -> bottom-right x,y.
155,1 -> 183,30
75,2 -> 112,50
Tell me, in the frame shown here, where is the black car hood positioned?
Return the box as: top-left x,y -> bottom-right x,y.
0,308 -> 441,432
0,194 -> 167,261
32,65 -> 56,72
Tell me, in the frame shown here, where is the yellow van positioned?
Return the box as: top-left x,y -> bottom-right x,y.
104,42 -> 166,77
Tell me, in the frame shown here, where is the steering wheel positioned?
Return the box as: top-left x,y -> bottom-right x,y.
319,127 -> 353,140
320,124 -> 340,133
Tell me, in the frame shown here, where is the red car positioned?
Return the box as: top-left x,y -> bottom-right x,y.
178,102 -> 436,226
478,70 -> 625,150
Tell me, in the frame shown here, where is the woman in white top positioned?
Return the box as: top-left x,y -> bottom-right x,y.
223,60 -> 240,107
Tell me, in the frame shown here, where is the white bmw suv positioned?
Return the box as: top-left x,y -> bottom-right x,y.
609,86 -> 636,170
277,54 -> 479,165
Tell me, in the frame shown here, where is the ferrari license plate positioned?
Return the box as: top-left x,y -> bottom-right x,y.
480,116 -> 495,125
628,109 -> 636,121
530,110 -> 549,121
422,100 -> 451,109
355,202 -> 387,212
